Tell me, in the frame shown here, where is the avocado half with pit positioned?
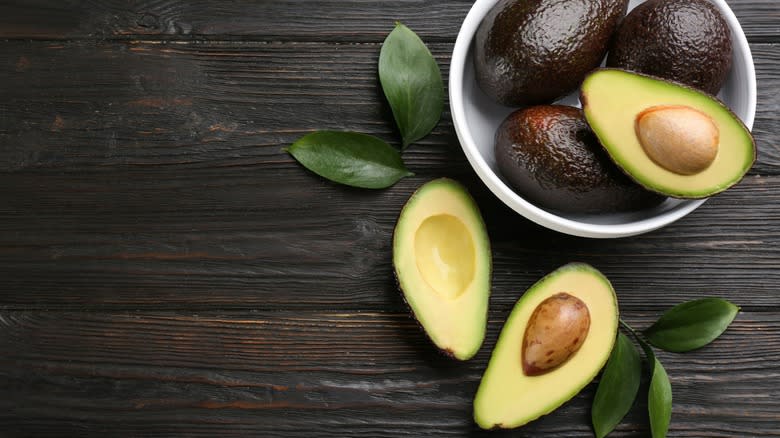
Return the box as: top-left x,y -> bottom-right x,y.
581,69 -> 755,198
393,178 -> 491,360
474,263 -> 618,429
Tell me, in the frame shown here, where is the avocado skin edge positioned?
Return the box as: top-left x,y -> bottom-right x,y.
579,68 -> 757,199
494,104 -> 665,214
472,262 -> 619,430
391,178 -> 492,361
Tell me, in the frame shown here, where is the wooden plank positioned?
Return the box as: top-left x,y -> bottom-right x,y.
1,0 -> 469,41
0,39 -> 777,310
1,169 -> 778,310
1,3 -> 777,437
751,43 -> 780,172
0,0 -> 777,42
0,41 -> 777,174
0,41 -> 452,172
0,310 -> 777,436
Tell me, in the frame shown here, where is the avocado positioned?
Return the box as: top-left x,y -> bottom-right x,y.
474,0 -> 628,106
607,0 -> 732,95
474,263 -> 618,429
581,69 -> 755,198
393,178 -> 491,360
494,105 -> 665,214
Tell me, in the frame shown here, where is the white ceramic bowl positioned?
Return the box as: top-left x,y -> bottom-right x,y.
450,0 -> 756,238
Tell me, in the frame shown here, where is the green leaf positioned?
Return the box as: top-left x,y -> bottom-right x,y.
648,356 -> 672,437
287,131 -> 413,189
636,337 -> 672,438
592,332 -> 642,438
644,298 -> 739,353
378,22 -> 444,148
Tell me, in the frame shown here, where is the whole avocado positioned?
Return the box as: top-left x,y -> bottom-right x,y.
607,0 -> 732,95
494,105 -> 665,214
474,0 -> 629,106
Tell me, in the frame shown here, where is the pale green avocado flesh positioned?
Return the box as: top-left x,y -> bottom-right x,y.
392,178 -> 491,360
473,263 -> 618,429
581,68 -> 755,198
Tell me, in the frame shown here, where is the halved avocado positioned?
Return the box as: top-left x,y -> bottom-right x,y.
474,263 -> 618,429
581,69 -> 756,198
393,178 -> 491,360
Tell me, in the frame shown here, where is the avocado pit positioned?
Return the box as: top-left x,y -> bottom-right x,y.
635,105 -> 720,176
522,292 -> 590,376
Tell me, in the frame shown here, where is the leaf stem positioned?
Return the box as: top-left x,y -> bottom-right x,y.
619,318 -> 639,338
620,318 -> 656,363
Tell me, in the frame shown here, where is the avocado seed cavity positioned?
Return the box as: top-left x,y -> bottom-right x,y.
522,292 -> 590,376
635,105 -> 719,175
414,214 -> 476,300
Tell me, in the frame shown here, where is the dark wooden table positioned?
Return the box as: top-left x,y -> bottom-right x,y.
1,1 -> 778,436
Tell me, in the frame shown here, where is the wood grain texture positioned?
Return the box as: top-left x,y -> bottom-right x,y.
752,43 -> 780,171
1,41 -> 777,174
1,311 -> 778,437
0,0 -> 777,42
1,39 -> 775,311
1,0 -> 779,436
0,170 -> 778,310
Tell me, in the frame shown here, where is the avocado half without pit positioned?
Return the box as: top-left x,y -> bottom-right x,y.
392,178 -> 491,360
474,263 -> 618,429
581,69 -> 756,198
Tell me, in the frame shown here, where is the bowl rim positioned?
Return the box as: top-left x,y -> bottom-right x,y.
449,0 -> 756,238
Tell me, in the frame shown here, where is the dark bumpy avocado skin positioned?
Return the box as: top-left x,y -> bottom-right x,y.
495,105 -> 664,214
475,0 -> 629,106
607,0 -> 732,95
